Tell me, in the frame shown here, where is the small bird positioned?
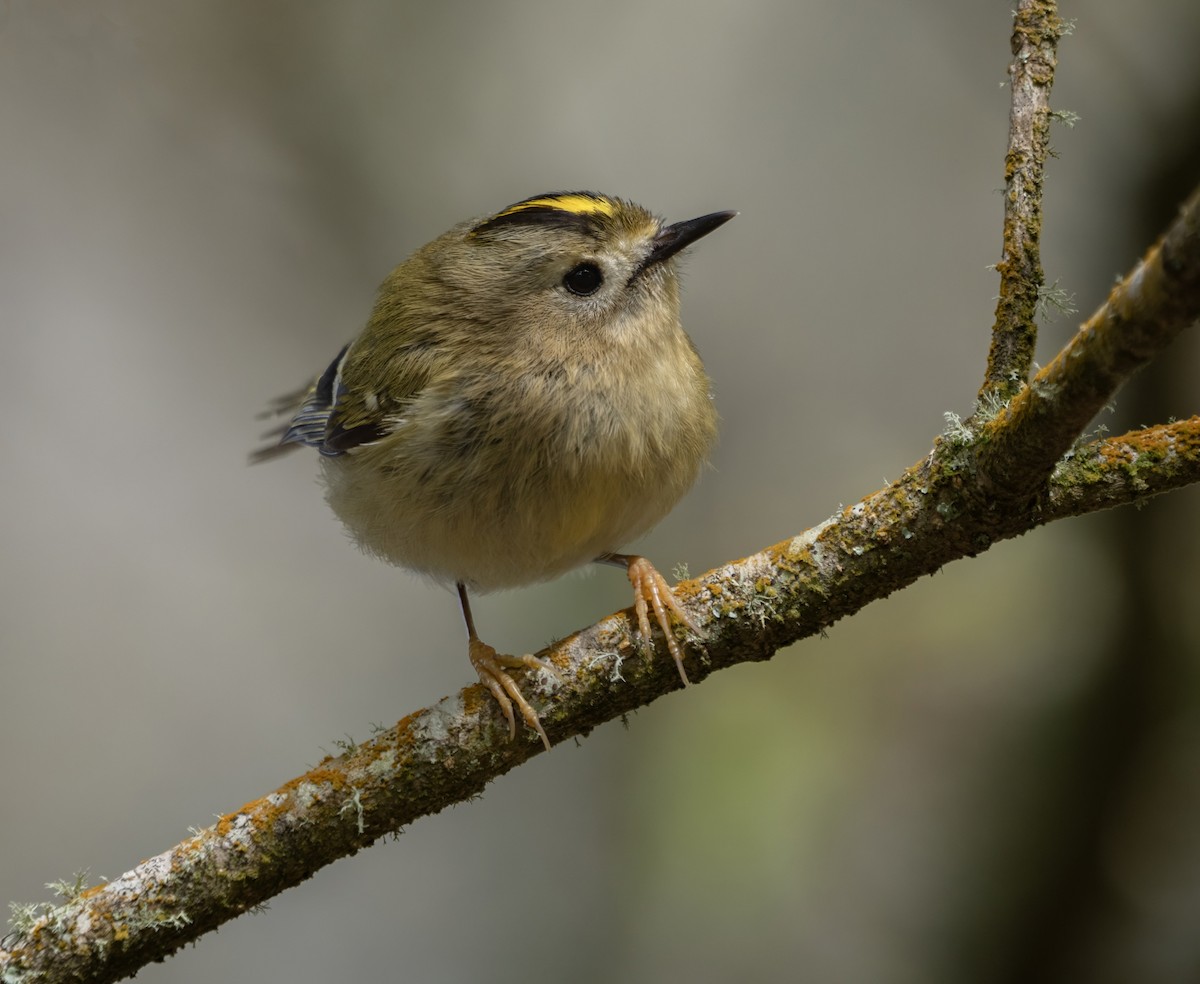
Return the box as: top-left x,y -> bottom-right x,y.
254,192 -> 734,749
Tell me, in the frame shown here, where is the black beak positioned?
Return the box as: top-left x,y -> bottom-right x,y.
641,209 -> 737,272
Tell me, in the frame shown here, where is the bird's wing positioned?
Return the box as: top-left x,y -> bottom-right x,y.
250,336 -> 434,463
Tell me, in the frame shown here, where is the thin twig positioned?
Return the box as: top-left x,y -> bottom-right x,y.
982,0 -> 1065,403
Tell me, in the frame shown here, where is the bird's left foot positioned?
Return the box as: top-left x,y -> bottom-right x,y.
602,553 -> 704,684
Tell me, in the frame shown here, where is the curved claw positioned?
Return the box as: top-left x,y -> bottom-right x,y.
621,554 -> 704,685
468,638 -> 556,750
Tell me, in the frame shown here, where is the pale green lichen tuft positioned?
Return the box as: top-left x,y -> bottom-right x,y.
339,787 -> 365,835
1049,108 -> 1081,128
584,650 -> 626,683
1037,277 -> 1078,320
942,411 -> 975,445
45,869 -> 92,902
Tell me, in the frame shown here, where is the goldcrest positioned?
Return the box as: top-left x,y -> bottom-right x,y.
255,192 -> 734,749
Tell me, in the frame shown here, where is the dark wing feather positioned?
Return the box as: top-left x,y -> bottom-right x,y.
249,343 -> 353,463
251,318 -> 438,464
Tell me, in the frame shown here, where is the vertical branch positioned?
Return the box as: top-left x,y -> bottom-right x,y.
981,0 -> 1065,406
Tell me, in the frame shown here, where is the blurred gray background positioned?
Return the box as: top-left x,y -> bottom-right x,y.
3,2 -> 1199,982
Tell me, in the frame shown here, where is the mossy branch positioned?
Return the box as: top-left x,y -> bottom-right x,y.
982,0 -> 1065,402
1044,418 -> 1200,521
4,4 -> 1200,982
978,181 -> 1200,504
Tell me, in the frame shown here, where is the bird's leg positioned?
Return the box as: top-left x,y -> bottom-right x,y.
458,582 -> 557,751
596,553 -> 704,685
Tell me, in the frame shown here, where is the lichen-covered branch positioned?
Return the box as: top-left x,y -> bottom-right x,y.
977,181 -> 1200,505
982,0 -> 1065,402
1044,418 -> 1200,522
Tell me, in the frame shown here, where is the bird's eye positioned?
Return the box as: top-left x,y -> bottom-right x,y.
563,262 -> 603,296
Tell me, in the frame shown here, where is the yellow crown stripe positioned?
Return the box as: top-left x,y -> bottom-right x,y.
494,194 -> 617,221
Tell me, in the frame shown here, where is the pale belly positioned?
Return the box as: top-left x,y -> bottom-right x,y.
320,379 -> 715,590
